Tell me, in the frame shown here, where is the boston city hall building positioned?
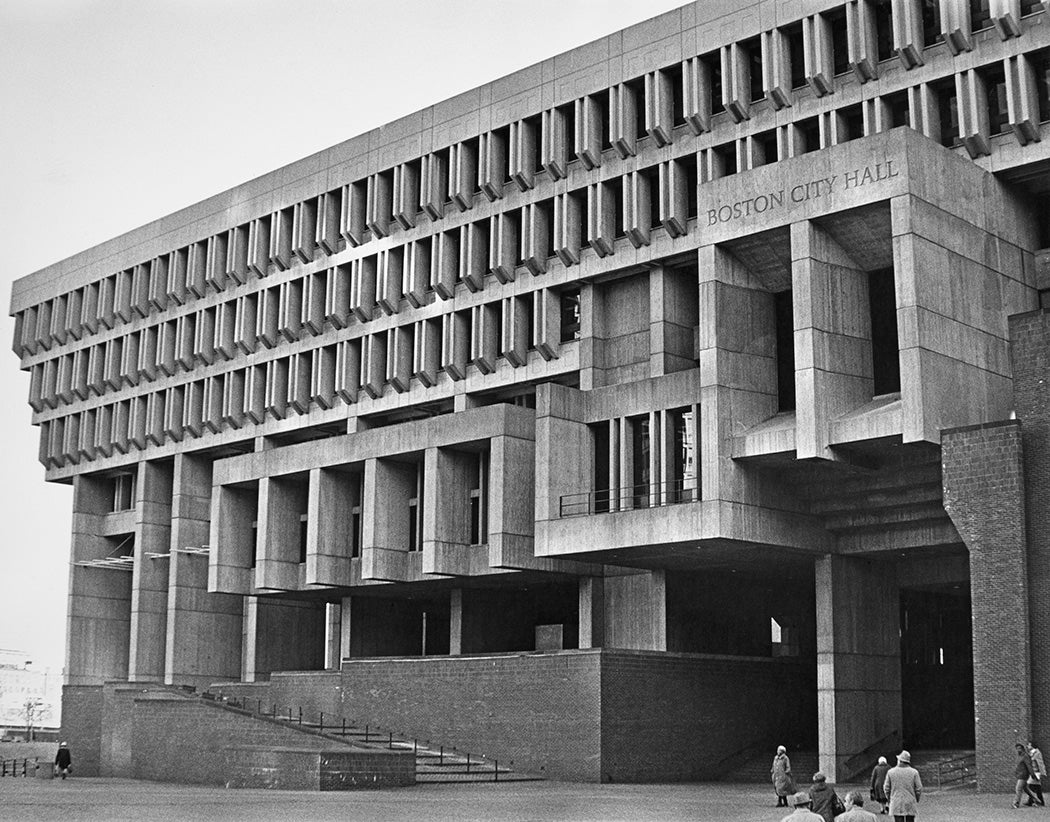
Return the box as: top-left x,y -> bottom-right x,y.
10,0 -> 1050,790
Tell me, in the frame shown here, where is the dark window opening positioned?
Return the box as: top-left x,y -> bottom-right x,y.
775,289 -> 796,412
596,91 -> 612,151
1034,52 -> 1050,122
827,9 -> 850,75
351,506 -> 362,558
469,452 -> 488,545
755,130 -> 779,166
840,104 -> 865,141
875,0 -> 895,61
1022,0 -> 1043,14
969,0 -> 993,30
666,62 -> 686,126
980,64 -> 1009,135
681,153 -> 699,218
592,422 -> 610,513
932,79 -> 961,147
612,177 -> 625,238
299,515 -> 308,564
886,91 -> 911,127
1040,290 -> 1050,310
626,77 -> 647,139
542,200 -> 555,259
495,125 -> 512,185
922,0 -> 943,46
507,208 -> 525,266
111,472 -> 136,512
250,520 -> 258,569
869,267 -> 901,396
786,24 -> 807,89
642,165 -> 661,225
798,117 -> 821,153
714,142 -> 737,177
743,37 -> 764,102
558,102 -> 576,163
630,414 -> 651,508
407,463 -> 424,552
702,51 -> 725,115
524,114 -> 543,173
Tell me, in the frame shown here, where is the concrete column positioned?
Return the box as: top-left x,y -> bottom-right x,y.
488,433 -> 536,570
325,602 -> 341,670
165,548 -> 242,688
256,476 -> 306,592
532,383 -> 588,522
170,453 -> 211,553
361,457 -> 416,581
578,576 -> 605,649
450,589 -> 464,655
791,220 -> 873,461
422,447 -> 475,576
208,484 -> 256,595
578,283 -> 597,390
339,595 -> 353,662
648,410 -> 660,508
128,460 -> 172,682
306,467 -> 354,587
815,554 -> 902,783
649,265 -> 698,377
66,475 -> 132,685
603,570 -> 666,651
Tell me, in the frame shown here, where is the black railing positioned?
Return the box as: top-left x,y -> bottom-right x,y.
0,758 -> 36,777
203,689 -> 516,782
559,479 -> 700,517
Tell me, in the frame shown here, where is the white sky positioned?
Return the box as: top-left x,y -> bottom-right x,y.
0,0 -> 689,676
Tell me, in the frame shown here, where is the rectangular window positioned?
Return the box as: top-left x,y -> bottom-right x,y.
592,422 -> 610,514
1034,52 -> 1050,123
629,415 -> 651,508
702,51 -> 725,115
840,104 -> 865,141
111,472 -> 136,512
827,8 -> 850,75
665,62 -> 686,126
785,24 -> 807,89
874,0 -> 895,61
596,91 -> 612,152
922,0 -> 943,46
626,77 -> 647,139
775,289 -> 796,412
755,130 -> 779,166
714,142 -> 737,176
560,288 -> 581,342
742,37 -> 764,102
932,79 -> 961,147
1022,0 -> 1043,14
299,514 -> 308,563
969,0 -> 993,30
869,267 -> 901,396
885,91 -> 910,128
981,63 -> 1009,135
469,452 -> 488,545
671,407 -> 698,503
407,463 -> 424,552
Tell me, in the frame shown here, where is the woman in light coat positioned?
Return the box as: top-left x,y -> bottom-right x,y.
771,745 -> 794,808
884,750 -> 922,821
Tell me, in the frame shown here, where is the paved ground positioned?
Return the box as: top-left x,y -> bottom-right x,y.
0,778 -> 1044,822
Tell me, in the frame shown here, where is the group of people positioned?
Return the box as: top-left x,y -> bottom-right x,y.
772,741 -> 1048,818
771,748 -> 922,822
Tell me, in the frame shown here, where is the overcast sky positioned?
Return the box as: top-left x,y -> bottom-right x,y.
0,0 -> 689,679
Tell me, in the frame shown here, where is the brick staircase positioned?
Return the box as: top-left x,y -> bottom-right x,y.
202,689 -> 542,784
724,749 -> 819,785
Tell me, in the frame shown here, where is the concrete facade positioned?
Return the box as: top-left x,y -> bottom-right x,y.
9,0 -> 1050,788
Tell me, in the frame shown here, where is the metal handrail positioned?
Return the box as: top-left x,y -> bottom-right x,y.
205,689 -> 515,782
559,479 -> 700,517
0,758 -> 36,777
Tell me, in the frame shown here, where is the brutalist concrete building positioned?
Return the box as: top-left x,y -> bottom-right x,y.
9,0 -> 1050,789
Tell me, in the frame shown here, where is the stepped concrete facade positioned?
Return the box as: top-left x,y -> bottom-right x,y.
9,0 -> 1050,788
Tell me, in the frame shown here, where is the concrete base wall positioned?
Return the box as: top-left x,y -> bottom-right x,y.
59,685 -> 103,777
223,745 -> 414,790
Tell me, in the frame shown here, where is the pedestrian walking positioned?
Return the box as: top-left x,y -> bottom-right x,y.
810,772 -> 845,822
884,750 -> 922,822
772,745 -> 795,807
1014,743 -> 1039,808
870,756 -> 890,815
836,790 -> 879,822
54,742 -> 72,779
1027,741 -> 1046,807
781,791 -> 825,822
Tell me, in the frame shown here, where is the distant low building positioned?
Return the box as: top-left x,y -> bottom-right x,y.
0,649 -> 61,737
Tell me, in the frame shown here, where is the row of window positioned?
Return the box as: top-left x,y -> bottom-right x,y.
15,1 -> 1046,362
27,287 -> 581,416
34,293 -> 582,468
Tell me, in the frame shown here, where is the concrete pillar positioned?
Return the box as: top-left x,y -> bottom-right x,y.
165,548 -> 242,688
488,433 -> 536,570
603,570 -> 666,651
579,576 -> 605,648
532,382 -> 588,520
128,460 -> 172,682
361,457 -> 417,581
791,219 -> 873,461
815,554 -> 901,783
170,454 -> 211,553
578,283 -> 597,390
649,265 -> 698,377
339,595 -> 352,662
208,484 -> 256,594
306,467 -> 354,587
66,474 -> 132,685
256,476 -> 306,592
450,589 -> 464,655
325,602 -> 341,670
422,447 -> 475,576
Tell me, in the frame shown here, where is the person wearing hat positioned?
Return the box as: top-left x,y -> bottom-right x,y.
779,790 -> 825,822
884,750 -> 922,821
1014,743 -> 1040,808
771,745 -> 795,807
809,771 -> 845,822
836,790 -> 879,822
870,756 -> 891,814
54,741 -> 72,779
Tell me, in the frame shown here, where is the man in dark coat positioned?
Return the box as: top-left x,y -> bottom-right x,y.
1015,744 -> 1039,808
54,742 -> 72,779
809,771 -> 844,822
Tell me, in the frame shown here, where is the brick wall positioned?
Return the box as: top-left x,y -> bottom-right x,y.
129,695 -> 356,785
1011,309 -> 1050,755
600,651 -> 813,782
223,746 -> 414,790
942,419 -> 1030,791
59,685 -> 102,776
339,651 -> 604,781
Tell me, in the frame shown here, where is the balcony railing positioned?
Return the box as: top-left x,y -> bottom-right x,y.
558,479 -> 700,517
